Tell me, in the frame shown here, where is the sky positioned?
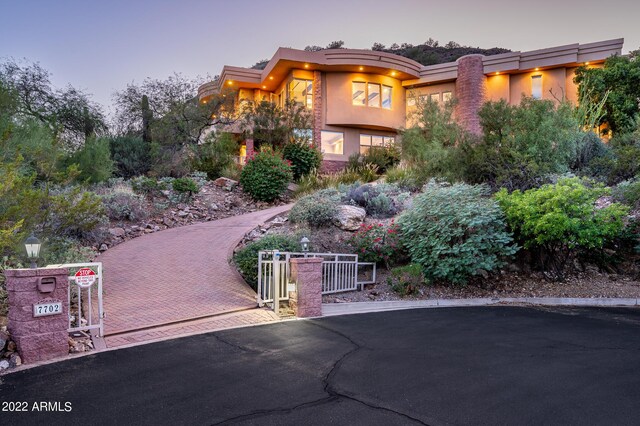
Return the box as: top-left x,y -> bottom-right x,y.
1,0 -> 639,113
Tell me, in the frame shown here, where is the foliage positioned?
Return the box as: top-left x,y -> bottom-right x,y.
233,235 -> 300,290
346,221 -> 402,268
282,141 -> 322,180
612,178 -> 640,208
574,52 -> 640,135
42,186 -> 107,243
40,237 -> 96,266
240,100 -> 312,149
131,176 -> 167,195
220,163 -> 242,181
101,191 -> 149,222
384,164 -> 422,192
571,131 -> 612,177
109,135 -> 150,178
240,150 -> 293,202
191,132 -> 238,180
398,182 -> 517,285
495,178 -> 628,281
387,264 -> 424,296
69,137 -> 114,183
460,98 -> 580,191
289,189 -> 341,227
172,177 -> 199,196
345,183 -> 406,218
360,144 -> 401,173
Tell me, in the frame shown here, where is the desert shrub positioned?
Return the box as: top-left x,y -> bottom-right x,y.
282,141 -> 322,180
233,235 -> 299,290
346,220 -> 403,268
44,186 -> 107,243
384,164 -> 421,192
361,144 -> 401,173
109,135 -> 150,178
172,177 -> 199,196
345,163 -> 379,183
387,263 -> 424,296
240,150 -> 293,202
495,177 -> 629,281
289,189 -> 341,227
612,178 -> 640,208
191,132 -> 238,180
40,237 -> 96,265
220,163 -> 242,181
101,192 -> 149,222
131,176 -> 167,195
398,182 -> 517,285
345,183 -> 403,218
571,131 -> 611,177
70,137 -> 114,184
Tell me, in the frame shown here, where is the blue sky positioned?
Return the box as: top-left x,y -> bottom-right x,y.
1,0 -> 638,112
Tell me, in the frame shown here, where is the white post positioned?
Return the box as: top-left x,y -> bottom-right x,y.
273,250 -> 280,315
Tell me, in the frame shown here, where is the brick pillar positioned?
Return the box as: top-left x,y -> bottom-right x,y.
289,257 -> 323,318
245,138 -> 255,156
312,71 -> 322,148
5,268 -> 69,363
455,54 -> 486,135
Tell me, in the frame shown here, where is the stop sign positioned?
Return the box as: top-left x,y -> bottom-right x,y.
74,267 -> 97,288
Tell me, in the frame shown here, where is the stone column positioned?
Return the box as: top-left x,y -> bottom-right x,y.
312,71 -> 323,148
5,268 -> 69,363
455,54 -> 486,135
289,257 -> 323,318
244,138 -> 255,157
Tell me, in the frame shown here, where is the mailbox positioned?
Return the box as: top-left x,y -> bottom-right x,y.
36,276 -> 57,293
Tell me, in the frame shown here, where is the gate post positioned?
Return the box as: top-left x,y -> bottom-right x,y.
289,257 -> 323,318
5,267 -> 69,363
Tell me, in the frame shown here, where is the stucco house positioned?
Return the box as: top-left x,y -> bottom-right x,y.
198,38 -> 624,171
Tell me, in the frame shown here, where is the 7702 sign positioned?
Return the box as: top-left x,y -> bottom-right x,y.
33,301 -> 63,317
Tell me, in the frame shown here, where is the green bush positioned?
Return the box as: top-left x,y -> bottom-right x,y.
101,191 -> 149,222
283,141 -> 322,180
289,189 -> 341,227
571,132 -> 611,177
495,177 -> 629,281
346,221 -> 403,267
345,183 -> 404,218
613,178 -> 640,208
384,165 -> 421,192
387,263 -> 424,296
172,177 -> 199,196
398,182 -> 517,285
109,136 -> 150,178
40,237 -> 96,266
191,132 -> 238,180
233,235 -> 299,290
240,150 -> 293,202
131,176 -> 167,195
361,145 -> 401,174
71,137 -> 114,184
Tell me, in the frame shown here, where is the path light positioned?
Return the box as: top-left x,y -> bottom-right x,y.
25,234 -> 41,269
300,236 -> 310,253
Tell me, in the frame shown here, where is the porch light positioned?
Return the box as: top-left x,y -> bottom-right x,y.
495,71 -> 500,75
300,236 -> 310,252
304,63 -> 309,68
535,68 -> 539,71
228,81 -> 233,85
269,76 -> 274,80
262,85 -> 266,89
585,62 -> 590,65
391,71 -> 397,76
359,66 -> 364,71
25,234 -> 41,269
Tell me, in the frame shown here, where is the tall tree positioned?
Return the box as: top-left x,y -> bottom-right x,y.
141,94 -> 152,143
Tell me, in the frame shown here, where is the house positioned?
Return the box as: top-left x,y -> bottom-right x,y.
198,38 -> 624,171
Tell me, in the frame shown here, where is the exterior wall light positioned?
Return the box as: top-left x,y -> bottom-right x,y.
300,236 -> 310,252
391,71 -> 397,76
359,66 -> 364,71
25,234 -> 42,269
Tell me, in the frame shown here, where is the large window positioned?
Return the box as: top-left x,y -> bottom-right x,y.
531,75 -> 542,99
442,91 -> 452,103
353,81 -> 392,109
352,82 -> 366,106
289,79 -> 313,109
321,131 -> 344,155
360,134 -> 395,154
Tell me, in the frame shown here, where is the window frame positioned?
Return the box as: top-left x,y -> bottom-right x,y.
352,80 -> 393,110
359,134 -> 396,154
531,74 -> 543,100
320,130 -> 345,155
352,81 -> 367,107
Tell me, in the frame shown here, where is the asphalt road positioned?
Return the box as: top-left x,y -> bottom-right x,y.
1,306 -> 640,425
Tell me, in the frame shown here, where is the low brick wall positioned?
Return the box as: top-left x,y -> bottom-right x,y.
289,257 -> 323,318
321,160 -> 347,174
5,268 -> 69,363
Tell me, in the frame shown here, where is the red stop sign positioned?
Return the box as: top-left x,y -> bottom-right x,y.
74,267 -> 96,288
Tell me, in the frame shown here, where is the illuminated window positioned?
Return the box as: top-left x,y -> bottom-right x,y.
321,131 -> 344,155
289,79 -> 313,109
442,91 -> 452,102
382,85 -> 392,109
359,134 -> 395,154
531,75 -> 542,99
352,82 -> 366,106
430,93 -> 440,103
368,83 -> 381,107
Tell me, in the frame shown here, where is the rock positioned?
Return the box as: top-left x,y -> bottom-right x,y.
0,360 -> 9,370
573,258 -> 584,272
109,227 -> 125,237
585,264 -> 600,275
177,210 -> 188,218
6,341 -> 15,352
214,177 -> 239,191
0,330 -> 8,349
287,182 -> 299,193
9,353 -> 21,367
209,203 -> 219,211
163,217 -> 174,227
332,205 -> 366,231
477,269 -> 490,279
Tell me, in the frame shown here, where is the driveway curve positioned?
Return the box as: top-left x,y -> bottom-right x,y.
98,204 -> 292,335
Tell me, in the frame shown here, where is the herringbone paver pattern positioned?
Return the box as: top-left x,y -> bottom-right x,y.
105,308 -> 280,348
98,204 -> 292,339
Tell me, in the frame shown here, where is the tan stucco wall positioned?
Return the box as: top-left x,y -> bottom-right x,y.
509,68 -> 567,104
324,73 -> 405,130
486,74 -> 510,103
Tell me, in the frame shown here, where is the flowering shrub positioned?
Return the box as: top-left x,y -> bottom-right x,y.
346,220 -> 402,268
240,150 -> 293,202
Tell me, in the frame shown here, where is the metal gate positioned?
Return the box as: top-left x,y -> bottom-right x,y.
257,251 -> 376,309
45,262 -> 104,337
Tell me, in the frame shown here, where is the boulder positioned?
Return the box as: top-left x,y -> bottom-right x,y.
109,227 -> 125,238
214,177 -> 238,191
0,360 -> 9,370
333,205 -> 366,231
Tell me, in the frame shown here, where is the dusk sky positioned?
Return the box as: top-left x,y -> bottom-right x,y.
2,0 -> 639,114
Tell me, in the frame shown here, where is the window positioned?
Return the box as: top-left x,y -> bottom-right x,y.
293,128 -> 313,143
368,83 -> 381,107
289,79 -> 313,109
407,97 -> 416,107
321,131 -> 344,155
442,91 -> 452,102
430,93 -> 440,103
531,75 -> 542,99
382,85 -> 392,109
359,134 -> 395,154
352,82 -> 366,106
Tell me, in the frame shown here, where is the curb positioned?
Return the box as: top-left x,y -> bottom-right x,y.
321,297 -> 640,316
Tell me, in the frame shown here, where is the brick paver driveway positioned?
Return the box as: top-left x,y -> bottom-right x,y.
98,204 -> 292,338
